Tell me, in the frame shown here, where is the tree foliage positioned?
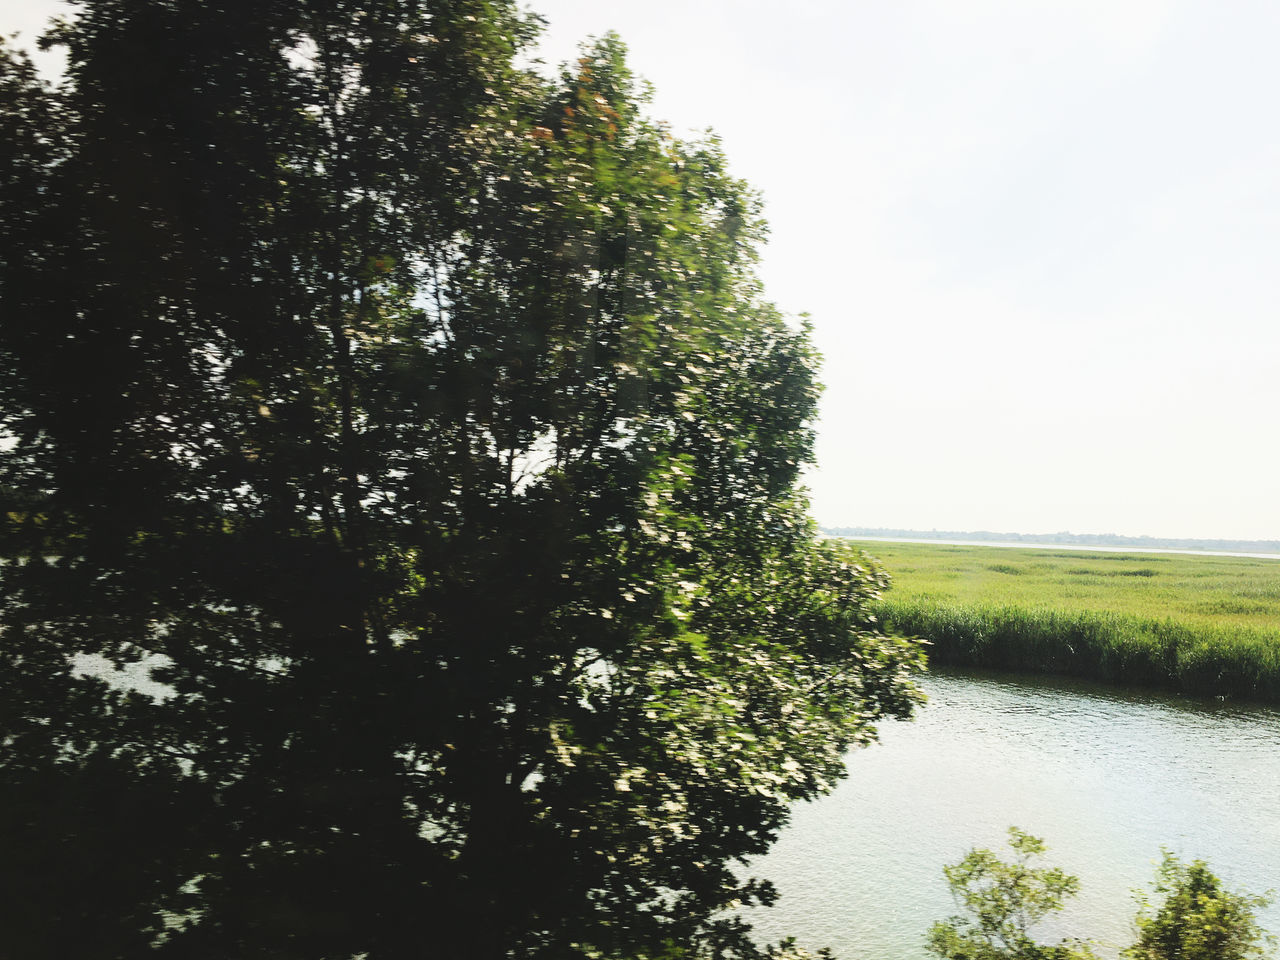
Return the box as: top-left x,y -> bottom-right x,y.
1123,851 -> 1275,960
929,831 -> 1275,960
0,3 -> 922,958
927,828 -> 1099,960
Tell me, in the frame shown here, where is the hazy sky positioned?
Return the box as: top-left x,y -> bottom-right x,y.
9,1 -> 1279,540
534,0 -> 1280,541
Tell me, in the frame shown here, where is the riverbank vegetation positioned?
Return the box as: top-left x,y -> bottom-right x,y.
840,541 -> 1280,701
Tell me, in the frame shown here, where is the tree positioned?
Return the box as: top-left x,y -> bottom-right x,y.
927,828 -> 1098,960
1124,851 -> 1275,960
0,3 -> 923,958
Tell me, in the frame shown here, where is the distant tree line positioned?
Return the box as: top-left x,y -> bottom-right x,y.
824,527 -> 1280,555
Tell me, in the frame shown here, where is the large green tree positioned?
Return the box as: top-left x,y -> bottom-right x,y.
0,3 -> 922,958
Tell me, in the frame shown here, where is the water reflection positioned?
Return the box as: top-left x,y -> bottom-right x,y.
746,667 -> 1280,959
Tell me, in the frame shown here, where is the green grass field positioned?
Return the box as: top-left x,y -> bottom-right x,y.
840,540 -> 1280,702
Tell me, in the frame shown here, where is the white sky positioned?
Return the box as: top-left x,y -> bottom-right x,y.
529,0 -> 1280,541
9,1 -> 1280,540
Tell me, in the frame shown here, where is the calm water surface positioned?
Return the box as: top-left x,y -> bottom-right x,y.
745,667 -> 1280,959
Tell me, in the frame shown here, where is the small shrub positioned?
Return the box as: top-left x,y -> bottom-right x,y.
1123,851 -> 1274,960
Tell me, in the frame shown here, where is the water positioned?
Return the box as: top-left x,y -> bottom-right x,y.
745,667 -> 1280,958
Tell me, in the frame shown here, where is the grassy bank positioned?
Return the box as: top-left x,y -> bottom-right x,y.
842,541 -> 1280,702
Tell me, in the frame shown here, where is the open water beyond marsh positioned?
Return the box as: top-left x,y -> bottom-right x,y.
745,667 -> 1280,959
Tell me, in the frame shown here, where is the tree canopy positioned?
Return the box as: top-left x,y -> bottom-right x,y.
927,828 -> 1098,960
0,3 -> 922,958
928,830 -> 1274,960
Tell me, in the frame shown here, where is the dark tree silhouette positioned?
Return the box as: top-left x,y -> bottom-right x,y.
0,4 -> 922,958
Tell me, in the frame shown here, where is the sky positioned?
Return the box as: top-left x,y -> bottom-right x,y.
8,0 -> 1280,540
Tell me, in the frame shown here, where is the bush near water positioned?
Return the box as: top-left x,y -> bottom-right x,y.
842,541 -> 1280,701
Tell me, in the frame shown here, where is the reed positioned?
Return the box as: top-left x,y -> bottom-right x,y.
842,541 -> 1280,702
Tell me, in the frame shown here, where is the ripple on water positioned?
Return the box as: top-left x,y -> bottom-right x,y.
745,667 -> 1280,960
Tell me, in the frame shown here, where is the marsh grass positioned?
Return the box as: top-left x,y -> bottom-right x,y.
843,541 -> 1280,701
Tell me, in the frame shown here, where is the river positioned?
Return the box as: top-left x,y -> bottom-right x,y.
745,667 -> 1280,958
